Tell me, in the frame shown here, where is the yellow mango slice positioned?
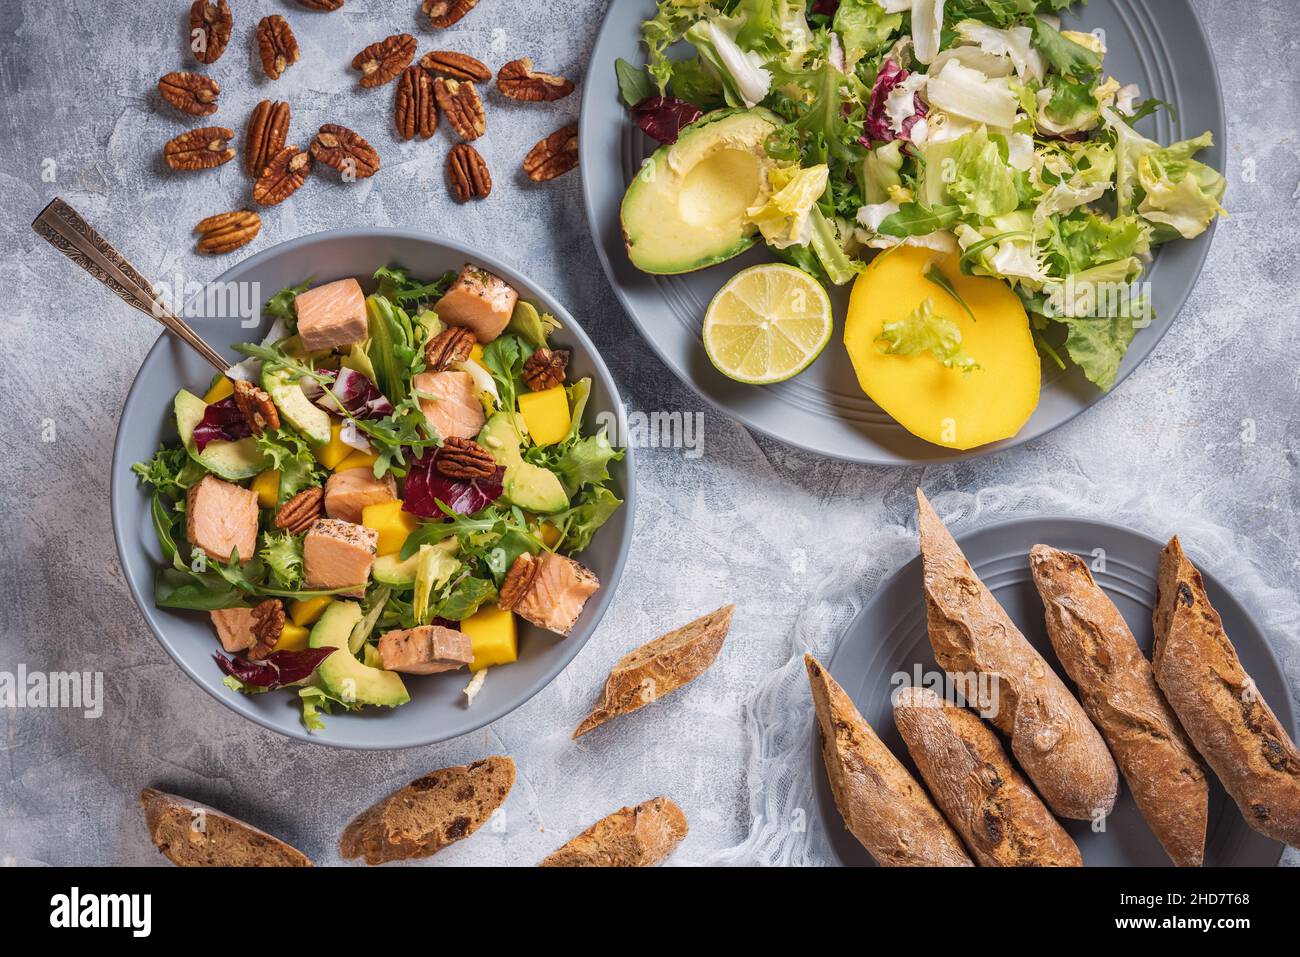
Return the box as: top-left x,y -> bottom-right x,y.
518,386 -> 572,447
312,421 -> 352,470
203,376 -> 235,404
460,605 -> 518,672
361,500 -> 421,556
273,622 -> 311,652
289,596 -> 334,628
843,247 -> 1040,450
334,448 -> 379,472
539,521 -> 563,549
250,469 -> 281,508
469,343 -> 485,365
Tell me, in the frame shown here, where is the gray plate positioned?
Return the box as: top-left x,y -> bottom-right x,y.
110,229 -> 635,750
816,517 -> 1293,866
580,1 -> 1224,464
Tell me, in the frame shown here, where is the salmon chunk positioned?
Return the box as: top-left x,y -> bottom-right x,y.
501,552 -> 600,636
325,467 -> 396,523
186,474 -> 259,564
432,265 -> 518,344
294,278 -> 368,352
377,625 -> 473,675
303,519 -> 378,597
412,369 -> 486,440
209,607 -> 256,653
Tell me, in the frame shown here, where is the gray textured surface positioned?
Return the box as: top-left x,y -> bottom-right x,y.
1,0 -> 1297,867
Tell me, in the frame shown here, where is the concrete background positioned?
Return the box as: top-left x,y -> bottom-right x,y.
1,0 -> 1297,866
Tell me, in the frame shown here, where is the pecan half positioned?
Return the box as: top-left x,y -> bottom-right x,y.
436,437 -> 498,480
422,0 -> 478,29
434,77 -> 485,141
257,15 -> 300,80
310,124 -> 380,180
523,125 -> 578,182
164,127 -> 236,171
425,325 -> 477,370
253,146 -> 313,205
245,99 -> 290,177
352,33 -> 416,88
194,210 -> 261,254
420,50 -> 491,82
395,66 -> 437,140
158,71 -> 220,116
274,486 -> 324,534
232,378 -> 280,434
249,599 -> 286,660
447,143 -> 491,202
497,57 -> 575,102
499,554 -> 539,612
522,348 -> 568,391
296,0 -> 343,8
189,0 -> 232,65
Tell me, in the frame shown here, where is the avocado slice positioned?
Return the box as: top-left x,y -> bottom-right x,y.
372,551 -> 419,587
262,367 -> 331,446
621,108 -> 781,275
477,411 -> 526,467
309,601 -> 409,708
477,414 -> 567,513
174,390 -> 269,482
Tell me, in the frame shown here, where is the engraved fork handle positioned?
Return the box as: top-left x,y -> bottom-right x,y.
31,197 -> 230,373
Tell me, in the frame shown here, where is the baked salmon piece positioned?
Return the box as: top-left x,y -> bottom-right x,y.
377,625 -> 473,675
412,369 -> 486,440
303,518 -> 378,598
294,277 -> 368,352
500,552 -> 600,636
324,467 -> 397,524
432,264 -> 518,343
209,607 -> 257,653
186,474 -> 259,564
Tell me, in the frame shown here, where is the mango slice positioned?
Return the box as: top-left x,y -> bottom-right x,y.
460,605 -> 518,672
361,500 -> 421,556
312,421 -> 352,470
518,386 -> 572,447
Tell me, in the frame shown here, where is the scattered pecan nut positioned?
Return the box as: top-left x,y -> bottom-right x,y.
522,348 -> 568,391
497,57 -> 575,102
257,15 -> 300,80
498,554 -> 539,612
158,71 -> 220,116
523,125 -> 579,182
447,143 -> 491,202
425,325 -> 477,370
194,210 -> 261,254
249,599 -> 286,660
164,127 -> 237,171
352,33 -> 416,88
189,0 -> 232,65
422,0 -> 479,29
232,378 -> 280,434
434,77 -> 485,141
436,437 -> 498,480
420,50 -> 491,82
296,0 -> 343,9
274,486 -> 324,534
253,146 -> 313,205
245,99 -> 291,177
395,66 -> 437,140
310,124 -> 380,180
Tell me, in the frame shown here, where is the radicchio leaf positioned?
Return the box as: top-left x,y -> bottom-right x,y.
193,396 -> 252,452
862,59 -> 927,145
402,448 -> 505,519
812,0 -> 840,14
214,647 -> 336,690
632,96 -> 704,145
312,367 -> 393,420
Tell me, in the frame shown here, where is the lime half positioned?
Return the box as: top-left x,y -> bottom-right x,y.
703,263 -> 832,385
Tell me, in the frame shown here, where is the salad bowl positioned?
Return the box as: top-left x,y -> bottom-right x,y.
110,229 -> 635,749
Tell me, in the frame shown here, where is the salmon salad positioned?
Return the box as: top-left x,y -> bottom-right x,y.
132,263 -> 623,730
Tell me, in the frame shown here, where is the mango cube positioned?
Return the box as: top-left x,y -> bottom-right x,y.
362,500 -> 421,556
539,521 -> 563,549
273,622 -> 311,652
334,448 -> 379,473
289,596 -> 334,627
518,386 -> 571,447
203,376 -> 235,404
469,343 -> 485,365
312,421 -> 352,470
250,469 -> 281,508
461,605 -> 518,672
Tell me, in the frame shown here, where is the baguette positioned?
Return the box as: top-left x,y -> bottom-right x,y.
1030,545 -> 1208,866
1152,537 -> 1300,848
893,687 -> 1083,866
538,796 -> 687,867
916,490 -> 1118,820
806,654 -> 973,866
139,788 -> 311,867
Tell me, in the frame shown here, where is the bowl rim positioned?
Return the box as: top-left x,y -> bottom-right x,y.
110,226 -> 637,750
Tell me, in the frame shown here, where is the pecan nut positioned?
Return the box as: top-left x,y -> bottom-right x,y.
522,348 -> 568,391
394,66 -> 437,140
194,210 -> 261,254
245,99 -> 291,177
352,33 -> 416,88
296,0 -> 342,9
422,0 -> 479,29
253,146 -> 313,205
498,554 -> 539,612
274,486 -> 324,534
523,125 -> 579,182
425,326 -> 477,370
436,437 -> 498,481
447,143 -> 491,202
496,57 -> 575,102
419,50 -> 491,82
310,124 -> 380,179
249,599 -> 286,660
189,0 -> 232,65
164,127 -> 237,171
434,77 -> 485,141
257,15 -> 300,80
232,378 -> 280,434
158,71 -> 220,116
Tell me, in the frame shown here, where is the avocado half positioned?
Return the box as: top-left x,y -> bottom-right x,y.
621,108 -> 781,275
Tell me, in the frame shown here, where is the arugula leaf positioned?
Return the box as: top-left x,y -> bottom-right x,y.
435,575 -> 498,621
373,265 -> 455,307
923,263 -> 977,323
616,57 -> 657,107
1123,97 -> 1176,126
481,334 -> 528,413
264,280 -> 310,334
552,486 -> 623,553
875,298 -> 982,374
878,203 -> 963,237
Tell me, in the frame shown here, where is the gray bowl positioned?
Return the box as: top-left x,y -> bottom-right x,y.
110,229 -> 635,749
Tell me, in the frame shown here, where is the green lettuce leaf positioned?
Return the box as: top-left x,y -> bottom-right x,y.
554,486 -> 624,553
255,428 -> 327,502
1030,17 -> 1102,80
833,0 -> 902,66
946,127 -> 1022,220
258,531 -> 304,589
875,299 -> 981,374
555,431 -> 622,496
